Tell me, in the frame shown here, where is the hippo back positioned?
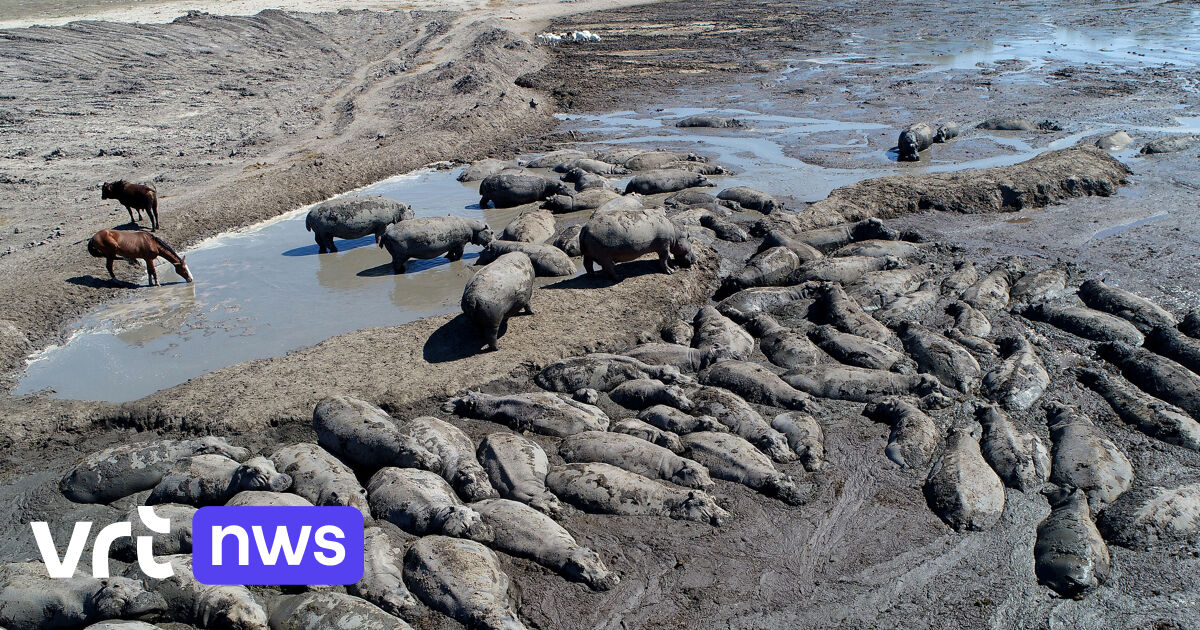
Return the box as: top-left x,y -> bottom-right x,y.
462,252 -> 535,317
307,196 -> 412,239
580,208 -> 680,257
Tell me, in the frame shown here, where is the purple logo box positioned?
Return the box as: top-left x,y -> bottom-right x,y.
191,506 -> 364,585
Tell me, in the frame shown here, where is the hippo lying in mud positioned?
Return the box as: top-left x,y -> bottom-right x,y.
461,251 -> 535,350
0,563 -> 166,630
624,169 -> 714,195
379,216 -> 492,273
579,207 -> 696,280
476,240 -> 575,277
479,172 -> 571,208
305,196 -> 413,253
676,115 -> 744,128
897,121 -> 961,161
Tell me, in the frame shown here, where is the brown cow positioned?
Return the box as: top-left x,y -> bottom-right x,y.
101,180 -> 159,231
87,229 -> 192,286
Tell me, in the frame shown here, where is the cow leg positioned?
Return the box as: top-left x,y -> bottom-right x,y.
106,257 -> 116,280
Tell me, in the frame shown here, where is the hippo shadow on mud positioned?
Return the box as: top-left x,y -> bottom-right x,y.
543,259 -> 667,289
283,234 -> 376,257
424,310 -> 531,362
357,253 -> 480,277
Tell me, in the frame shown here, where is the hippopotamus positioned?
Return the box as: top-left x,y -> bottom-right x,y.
525,149 -> 587,169
560,167 -> 614,192
269,592 -> 411,630
500,209 -> 555,243
552,157 -> 629,175
1034,487 -> 1110,599
579,207 -> 695,280
748,314 -> 827,370
471,498 -> 619,591
771,412 -> 824,472
1140,135 -> 1198,154
1075,368 -> 1200,452
977,405 -> 1050,492
1078,278 -> 1177,333
367,467 -> 493,540
125,555 -> 268,630
396,415 -> 496,502
270,442 -> 372,520
349,526 -> 420,618
312,394 -> 439,473
61,437 -> 251,504
978,117 -> 1062,131
687,384 -> 795,462
305,196 -> 413,253
1098,341 -> 1200,421
1094,131 -> 1133,151
379,216 -> 492,274
899,321 -> 982,394
403,536 -> 528,630
898,122 -> 937,161
622,151 -> 705,171
1045,402 -> 1134,507
664,189 -> 721,208
681,431 -> 808,505
716,186 -> 779,213
982,335 -> 1050,411
863,398 -> 940,469
535,353 -> 684,393
476,432 -> 564,517
1097,482 -> 1200,550
923,424 -> 1006,531
611,418 -> 685,453
699,214 -> 749,241
676,115 -> 743,128
638,404 -> 725,435
546,462 -> 728,525
445,391 -> 609,436
717,246 -> 802,298
624,169 -> 713,195
146,454 -> 292,506
457,158 -> 519,182
543,188 -> 620,213
460,251 -> 535,350
1024,303 -> 1144,346
476,240 -> 575,277
0,563 -> 166,630
479,172 -> 570,208
550,224 -> 583,256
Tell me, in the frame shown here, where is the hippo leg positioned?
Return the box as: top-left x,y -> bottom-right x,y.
583,256 -> 596,276
601,259 -> 619,281
480,197 -> 490,209
656,246 -> 675,275
447,244 -> 465,262
487,325 -> 501,351
392,258 -> 408,274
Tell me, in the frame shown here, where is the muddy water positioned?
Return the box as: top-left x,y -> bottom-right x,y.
13,169 -> 535,402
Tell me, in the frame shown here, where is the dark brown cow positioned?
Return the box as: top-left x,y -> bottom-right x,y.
101,180 -> 159,231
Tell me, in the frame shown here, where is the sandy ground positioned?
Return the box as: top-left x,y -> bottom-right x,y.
1,0 -> 1199,629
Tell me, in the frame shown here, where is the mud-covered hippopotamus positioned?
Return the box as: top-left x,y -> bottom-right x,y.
623,169 -> 714,195
579,207 -> 696,280
461,251 -> 535,350
305,196 -> 413,253
378,216 -> 492,274
479,172 -> 570,208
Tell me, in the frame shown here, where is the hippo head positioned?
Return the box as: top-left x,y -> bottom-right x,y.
454,470 -> 497,503
674,462 -> 714,491
898,130 -> 921,160
670,238 -> 697,269
762,436 -> 796,464
565,547 -> 620,591
573,388 -> 600,405
442,506 -> 494,543
768,475 -> 808,506
203,591 -> 270,630
471,226 -> 495,246
550,180 -> 573,197
665,385 -> 693,412
196,437 -> 252,462
234,456 -> 292,492
441,392 -> 478,415
680,491 -> 728,526
91,577 -> 167,619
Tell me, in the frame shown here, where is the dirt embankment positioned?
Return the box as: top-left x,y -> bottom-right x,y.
0,8 -> 556,373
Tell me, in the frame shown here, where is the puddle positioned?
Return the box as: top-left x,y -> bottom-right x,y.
15,168 -> 569,402
1006,217 -> 1034,224
1090,212 -> 1170,240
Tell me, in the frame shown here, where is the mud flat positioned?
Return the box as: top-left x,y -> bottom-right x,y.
1,0 -> 1200,630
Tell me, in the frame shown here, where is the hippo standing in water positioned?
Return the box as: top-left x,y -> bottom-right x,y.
579,208 -> 696,280
379,216 -> 492,274
479,172 -> 570,208
305,196 -> 413,253
461,251 -> 535,350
